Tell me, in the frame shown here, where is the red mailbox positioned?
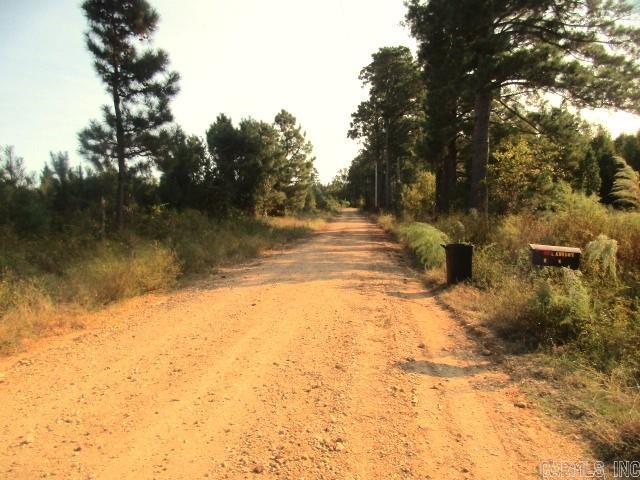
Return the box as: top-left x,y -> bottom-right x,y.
529,244 -> 581,269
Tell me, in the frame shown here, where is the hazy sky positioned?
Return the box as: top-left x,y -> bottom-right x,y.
1,1 -> 640,183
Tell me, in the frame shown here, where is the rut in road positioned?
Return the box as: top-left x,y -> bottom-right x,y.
0,210 -> 586,479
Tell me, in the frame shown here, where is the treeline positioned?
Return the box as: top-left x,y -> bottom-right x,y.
344,1 -> 640,216
0,0 -> 334,240
0,107 -> 320,236
0,0 -> 340,352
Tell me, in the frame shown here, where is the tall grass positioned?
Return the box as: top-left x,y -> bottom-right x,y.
0,209 -> 325,353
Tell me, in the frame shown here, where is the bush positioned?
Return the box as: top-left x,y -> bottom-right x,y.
399,223 -> 449,270
377,213 -> 399,235
400,171 -> 435,220
0,274 -> 74,354
583,234 -> 618,283
471,244 -> 526,290
492,269 -> 594,347
532,269 -> 593,344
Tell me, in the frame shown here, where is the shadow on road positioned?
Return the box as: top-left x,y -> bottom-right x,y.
395,359 -> 490,378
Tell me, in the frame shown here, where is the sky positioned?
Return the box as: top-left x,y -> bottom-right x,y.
1,1 -> 640,184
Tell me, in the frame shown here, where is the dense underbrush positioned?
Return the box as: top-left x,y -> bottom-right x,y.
0,209 -> 325,353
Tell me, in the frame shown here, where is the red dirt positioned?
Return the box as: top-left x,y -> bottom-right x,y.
0,210 -> 587,479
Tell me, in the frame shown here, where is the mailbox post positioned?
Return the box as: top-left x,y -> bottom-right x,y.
529,244 -> 581,269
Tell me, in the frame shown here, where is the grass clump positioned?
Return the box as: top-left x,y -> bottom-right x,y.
65,242 -> 179,306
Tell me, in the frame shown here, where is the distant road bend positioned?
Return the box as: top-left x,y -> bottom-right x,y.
0,209 -> 585,479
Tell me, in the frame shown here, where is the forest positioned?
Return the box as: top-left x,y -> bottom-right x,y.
340,0 -> 640,460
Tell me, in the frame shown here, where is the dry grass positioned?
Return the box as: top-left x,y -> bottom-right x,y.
0,277 -> 84,354
509,353 -> 640,461
64,243 -> 179,306
0,211 -> 327,355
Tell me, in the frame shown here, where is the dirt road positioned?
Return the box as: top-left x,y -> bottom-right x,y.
0,210 -> 585,479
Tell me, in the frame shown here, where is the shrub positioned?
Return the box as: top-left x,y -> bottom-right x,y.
550,191 -> 609,246
400,171 -> 436,220
607,211 -> 640,276
531,269 -> 593,344
471,244 -> 524,290
493,269 -> 595,348
0,274 -> 74,354
377,213 -> 399,235
434,211 -> 494,245
609,156 -> 640,210
583,235 -> 618,283
399,223 -> 449,270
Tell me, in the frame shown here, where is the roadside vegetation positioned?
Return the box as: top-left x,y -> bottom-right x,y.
377,200 -> 640,461
0,210 -> 328,354
0,0 -> 340,354
336,0 -> 640,462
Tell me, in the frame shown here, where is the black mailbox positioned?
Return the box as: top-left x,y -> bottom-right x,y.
529,244 -> 581,269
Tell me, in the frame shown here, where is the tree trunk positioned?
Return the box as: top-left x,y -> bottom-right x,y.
435,158 -> 446,214
470,89 -> 491,216
374,160 -> 378,210
384,125 -> 391,210
444,136 -> 457,210
112,68 -> 126,231
395,154 -> 401,212
434,104 -> 458,215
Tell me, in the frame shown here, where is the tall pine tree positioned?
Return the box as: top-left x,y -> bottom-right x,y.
408,0 -> 640,216
348,47 -> 424,211
78,0 -> 179,229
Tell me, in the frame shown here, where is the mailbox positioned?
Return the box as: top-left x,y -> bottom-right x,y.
529,244 -> 581,269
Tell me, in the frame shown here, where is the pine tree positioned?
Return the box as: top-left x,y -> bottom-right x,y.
577,150 -> 601,197
78,0 -> 179,229
348,46 -> 424,211
614,131 -> 640,172
274,110 -> 315,214
408,0 -> 640,216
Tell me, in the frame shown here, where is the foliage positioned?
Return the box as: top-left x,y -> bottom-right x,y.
583,235 -> 618,283
78,0 -> 180,228
273,110 -> 315,214
348,46 -> 424,211
0,209 -> 322,353
399,223 -> 448,270
400,171 -> 436,220
65,242 -> 179,305
576,149 -> 602,197
614,131 -> 640,172
405,0 -> 640,216
206,111 -> 315,216
156,127 -> 211,212
529,269 -> 593,345
609,156 -> 640,210
489,135 -> 557,213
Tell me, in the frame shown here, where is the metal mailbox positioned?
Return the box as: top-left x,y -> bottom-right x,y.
529,244 -> 581,269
